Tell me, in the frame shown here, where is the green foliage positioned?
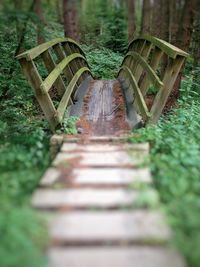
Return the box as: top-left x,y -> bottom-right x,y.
0,208 -> 48,267
0,7 -> 50,267
57,116 -> 79,135
129,77 -> 200,267
79,0 -> 128,53
82,45 -> 123,79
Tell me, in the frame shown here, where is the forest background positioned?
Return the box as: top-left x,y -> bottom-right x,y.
0,1 -> 200,267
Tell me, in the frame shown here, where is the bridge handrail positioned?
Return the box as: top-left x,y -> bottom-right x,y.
119,35 -> 189,124
16,38 -> 92,131
122,51 -> 163,89
16,37 -> 86,61
40,53 -> 87,93
57,67 -> 90,122
119,66 -> 151,122
128,35 -> 189,59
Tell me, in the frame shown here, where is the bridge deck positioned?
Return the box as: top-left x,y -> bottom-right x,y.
71,79 -> 131,136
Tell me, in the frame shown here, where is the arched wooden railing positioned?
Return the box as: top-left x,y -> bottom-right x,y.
16,37 -> 92,131
118,35 -> 189,124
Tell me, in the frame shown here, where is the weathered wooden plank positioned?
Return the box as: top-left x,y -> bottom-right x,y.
39,168 -> 61,186
19,59 -> 59,131
32,188 -> 143,208
40,53 -> 87,93
52,149 -> 148,167
48,211 -> 171,244
72,168 -> 152,185
48,247 -> 186,267
148,56 -> 185,124
61,143 -> 149,152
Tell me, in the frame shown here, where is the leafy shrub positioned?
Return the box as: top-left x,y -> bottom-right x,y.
0,9 -> 50,267
129,77 -> 200,267
57,116 -> 79,135
0,207 -> 48,267
82,45 -> 123,79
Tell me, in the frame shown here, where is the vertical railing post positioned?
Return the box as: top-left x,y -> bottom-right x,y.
140,47 -> 163,96
53,43 -> 74,82
19,58 -> 59,131
134,41 -> 152,83
41,49 -> 66,96
148,56 -> 185,124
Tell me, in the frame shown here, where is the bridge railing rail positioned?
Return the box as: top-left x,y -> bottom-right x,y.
16,38 -> 92,131
118,35 -> 189,124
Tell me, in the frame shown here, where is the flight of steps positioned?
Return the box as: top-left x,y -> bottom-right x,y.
32,136 -> 186,267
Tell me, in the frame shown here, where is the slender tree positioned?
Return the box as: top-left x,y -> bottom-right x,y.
141,0 -> 151,35
151,0 -> 162,37
14,0 -> 35,56
127,0 -> 135,42
172,0 -> 197,101
63,0 -> 78,40
34,0 -> 45,44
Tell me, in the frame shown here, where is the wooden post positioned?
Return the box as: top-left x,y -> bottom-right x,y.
140,47 -> 163,96
19,58 -> 59,131
129,40 -> 146,73
41,50 -> 66,96
67,43 -> 85,83
53,43 -> 74,83
126,41 -> 139,73
134,41 -> 152,83
148,56 -> 185,124
62,43 -> 79,75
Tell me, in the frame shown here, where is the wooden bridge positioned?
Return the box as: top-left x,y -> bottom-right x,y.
17,36 -> 188,267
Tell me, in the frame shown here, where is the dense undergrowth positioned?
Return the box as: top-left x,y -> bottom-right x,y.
129,77 -> 200,267
0,14 -> 51,267
1,4 -> 200,267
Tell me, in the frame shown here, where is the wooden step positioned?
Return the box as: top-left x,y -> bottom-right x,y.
39,167 -> 152,187
72,168 -> 152,186
48,211 -> 171,245
40,168 -> 61,186
52,151 -> 147,167
32,188 -> 158,209
61,143 -> 149,152
48,247 -> 186,267
62,135 -> 131,143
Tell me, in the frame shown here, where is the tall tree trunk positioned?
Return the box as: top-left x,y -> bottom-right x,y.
161,0 -> 170,41
127,0 -> 135,42
193,7 -> 200,68
34,0 -> 45,44
167,0 -> 197,109
56,0 -> 63,24
177,0 -> 196,51
151,0 -> 162,37
169,0 -> 179,44
63,0 -> 78,40
141,0 -> 151,35
14,0 -> 35,56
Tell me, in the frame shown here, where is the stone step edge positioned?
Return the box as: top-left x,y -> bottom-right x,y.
50,134 -> 134,159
